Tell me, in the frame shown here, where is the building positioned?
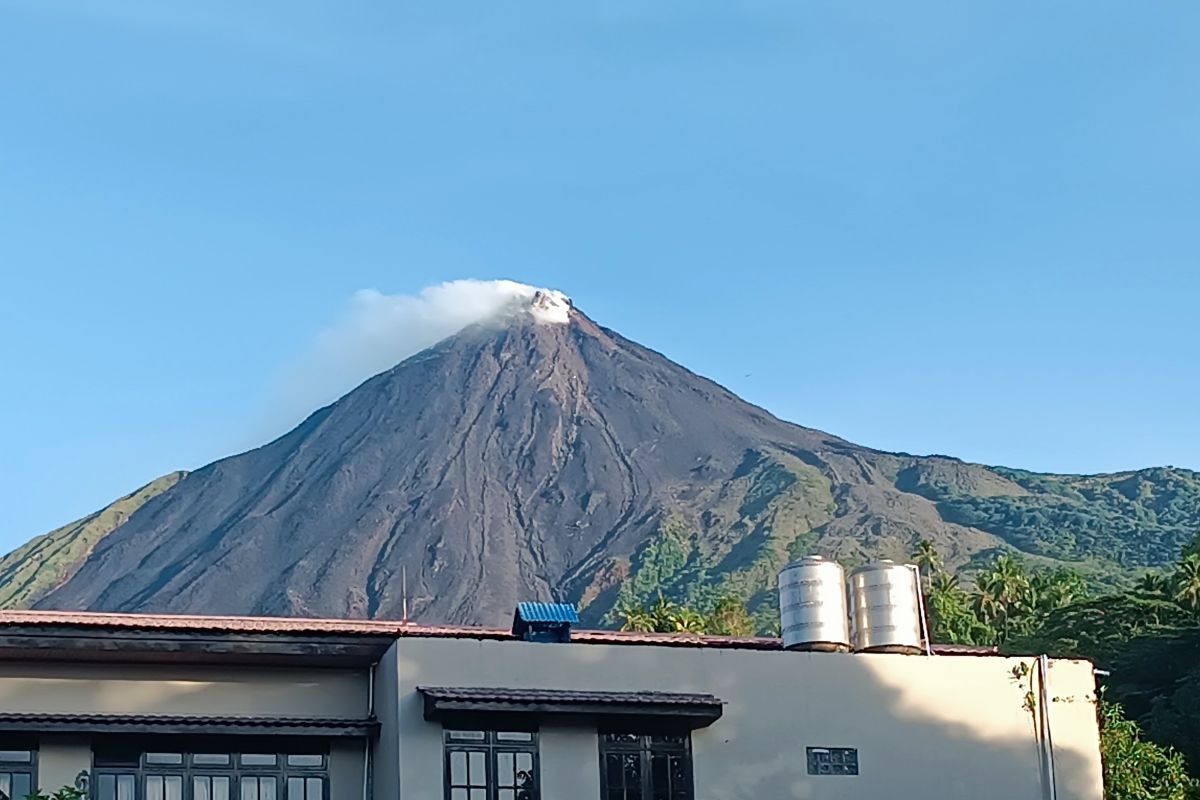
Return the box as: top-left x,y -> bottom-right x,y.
0,609 -> 1103,800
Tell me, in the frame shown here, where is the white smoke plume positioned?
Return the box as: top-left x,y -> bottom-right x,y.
265,279 -> 570,433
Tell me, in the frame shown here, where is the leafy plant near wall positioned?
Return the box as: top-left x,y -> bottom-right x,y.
25,788 -> 87,800
1100,703 -> 1199,800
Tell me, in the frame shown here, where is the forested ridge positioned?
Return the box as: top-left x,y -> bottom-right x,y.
935,467 -> 1200,567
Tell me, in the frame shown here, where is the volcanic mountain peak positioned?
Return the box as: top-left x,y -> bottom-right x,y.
8,291 -> 1200,630
527,289 -> 572,324
465,280 -> 571,326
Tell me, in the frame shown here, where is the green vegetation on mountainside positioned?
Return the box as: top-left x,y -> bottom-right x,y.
593,449 -> 834,633
594,458 -> 1200,632
0,472 -> 185,609
899,463 -> 1200,567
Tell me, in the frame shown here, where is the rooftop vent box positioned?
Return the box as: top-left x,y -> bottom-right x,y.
512,602 -> 579,643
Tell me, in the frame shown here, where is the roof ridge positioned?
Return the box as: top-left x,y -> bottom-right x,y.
0,609 -> 998,655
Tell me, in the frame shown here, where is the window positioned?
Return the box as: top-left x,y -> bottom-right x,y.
599,733 -> 692,800
93,743 -> 326,800
443,730 -> 537,800
0,746 -> 36,800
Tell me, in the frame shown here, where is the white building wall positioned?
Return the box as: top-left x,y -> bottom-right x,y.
538,723 -> 601,799
0,663 -> 369,718
37,736 -> 91,793
329,740 -> 367,800
372,643 -> 403,800
393,637 -> 1105,800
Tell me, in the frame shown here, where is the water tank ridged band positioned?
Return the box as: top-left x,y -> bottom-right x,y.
847,561 -> 923,654
778,556 -> 850,651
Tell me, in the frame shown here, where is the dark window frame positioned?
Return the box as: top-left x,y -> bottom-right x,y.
442,729 -> 539,800
92,741 -> 328,800
598,732 -> 693,800
0,744 -> 37,800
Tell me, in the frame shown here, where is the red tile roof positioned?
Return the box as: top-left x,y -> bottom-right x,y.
0,609 -> 400,635
0,609 -> 997,655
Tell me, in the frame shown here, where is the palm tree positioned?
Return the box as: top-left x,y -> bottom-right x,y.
974,554 -> 1033,640
1181,530 -> 1200,561
973,573 -> 1005,631
931,572 -> 961,594
912,539 -> 944,580
1030,567 -> 1088,612
615,598 -> 657,632
1171,554 -> 1200,612
707,596 -> 754,637
1136,571 -> 1170,597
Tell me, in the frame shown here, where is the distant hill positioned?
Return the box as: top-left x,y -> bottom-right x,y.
3,294 -> 1197,627
902,464 -> 1200,568
0,471 -> 185,608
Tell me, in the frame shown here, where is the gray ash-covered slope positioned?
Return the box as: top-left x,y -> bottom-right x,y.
28,299 -> 1200,626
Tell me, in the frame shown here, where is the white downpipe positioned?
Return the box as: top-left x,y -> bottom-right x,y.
1038,654 -> 1058,800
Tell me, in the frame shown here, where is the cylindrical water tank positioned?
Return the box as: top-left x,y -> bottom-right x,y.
778,556 -> 850,652
848,561 -> 924,654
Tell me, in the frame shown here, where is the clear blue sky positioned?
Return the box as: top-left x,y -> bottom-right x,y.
1,1 -> 1197,549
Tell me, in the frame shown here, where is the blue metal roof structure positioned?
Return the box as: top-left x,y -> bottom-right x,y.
515,602 -> 580,624
512,603 -> 579,643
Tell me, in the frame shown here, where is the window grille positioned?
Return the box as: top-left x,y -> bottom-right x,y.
93,743 -> 327,800
443,729 -> 538,800
0,746 -> 35,800
598,733 -> 692,800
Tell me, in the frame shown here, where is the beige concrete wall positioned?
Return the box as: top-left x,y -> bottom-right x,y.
329,741 -> 366,800
394,638 -> 1104,800
38,736 -> 91,792
0,663 -> 369,718
372,644 -> 402,800
538,723 -> 600,798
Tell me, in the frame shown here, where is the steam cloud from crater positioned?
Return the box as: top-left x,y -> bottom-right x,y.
266,279 -> 569,434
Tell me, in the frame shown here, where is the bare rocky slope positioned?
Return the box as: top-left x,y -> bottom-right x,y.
11,302 -> 1200,627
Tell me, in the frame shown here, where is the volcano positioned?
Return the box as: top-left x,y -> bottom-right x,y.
11,291 -> 1200,627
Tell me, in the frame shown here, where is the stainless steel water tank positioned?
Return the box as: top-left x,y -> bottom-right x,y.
848,561 -> 923,654
778,556 -> 850,652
